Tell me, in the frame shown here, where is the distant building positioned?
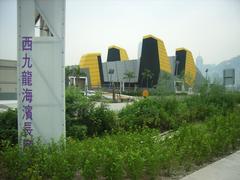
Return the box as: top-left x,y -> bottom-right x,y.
223,68 -> 240,91
0,59 -> 17,100
68,76 -> 88,90
196,56 -> 204,74
223,69 -> 235,86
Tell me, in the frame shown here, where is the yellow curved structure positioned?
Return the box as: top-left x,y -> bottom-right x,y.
80,53 -> 102,88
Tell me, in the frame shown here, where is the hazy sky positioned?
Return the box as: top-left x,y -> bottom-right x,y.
0,0 -> 240,65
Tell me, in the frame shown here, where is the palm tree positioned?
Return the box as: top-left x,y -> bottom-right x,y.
65,65 -> 83,78
123,71 -> 135,91
142,69 -> 153,88
75,66 -> 81,77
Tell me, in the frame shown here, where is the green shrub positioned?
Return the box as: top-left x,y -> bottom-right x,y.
86,103 -> 117,136
66,87 -> 117,139
0,109 -> 17,146
65,87 -> 94,139
119,97 -> 189,131
1,140 -> 77,179
67,125 -> 87,140
119,97 -> 163,130
65,86 -> 94,120
119,86 -> 240,132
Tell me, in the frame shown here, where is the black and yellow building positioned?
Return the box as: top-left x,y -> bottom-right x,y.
107,45 -> 129,62
79,35 -> 204,91
138,35 -> 172,87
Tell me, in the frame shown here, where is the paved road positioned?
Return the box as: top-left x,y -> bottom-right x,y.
181,151 -> 240,180
107,102 -> 132,111
95,102 -> 132,112
0,100 -> 130,112
0,100 -> 17,112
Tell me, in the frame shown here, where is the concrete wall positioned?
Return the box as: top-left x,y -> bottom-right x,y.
0,59 -> 17,100
102,59 -> 140,83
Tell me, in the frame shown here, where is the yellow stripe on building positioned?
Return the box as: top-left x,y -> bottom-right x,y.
157,39 -> 171,73
120,48 -> 129,61
179,49 -> 197,86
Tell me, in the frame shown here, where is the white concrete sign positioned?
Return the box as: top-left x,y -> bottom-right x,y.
17,0 -> 65,146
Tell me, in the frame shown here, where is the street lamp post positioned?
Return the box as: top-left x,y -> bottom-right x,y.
176,61 -> 179,78
108,69 -> 116,102
205,68 -> 208,81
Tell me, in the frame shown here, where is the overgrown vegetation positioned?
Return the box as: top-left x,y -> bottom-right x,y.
1,111 -> 240,179
1,85 -> 240,179
119,84 -> 239,131
0,109 -> 17,147
66,87 -> 117,139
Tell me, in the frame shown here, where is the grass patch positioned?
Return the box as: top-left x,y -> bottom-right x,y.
1,111 -> 240,179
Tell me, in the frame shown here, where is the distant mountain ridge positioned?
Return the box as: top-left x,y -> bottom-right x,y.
203,55 -> 240,82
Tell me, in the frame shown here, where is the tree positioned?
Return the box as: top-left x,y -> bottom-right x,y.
65,65 -> 86,86
123,71 -> 135,91
65,66 -> 71,78
65,65 -> 86,78
75,66 -> 81,77
142,69 -> 153,88
156,73 -> 173,96
65,66 -> 87,87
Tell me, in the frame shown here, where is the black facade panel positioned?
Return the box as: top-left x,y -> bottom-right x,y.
107,48 -> 120,62
138,38 -> 160,88
97,56 -> 104,84
175,50 -> 186,77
